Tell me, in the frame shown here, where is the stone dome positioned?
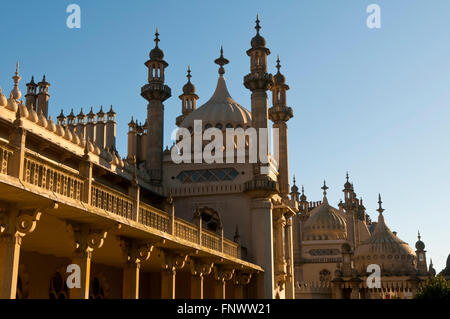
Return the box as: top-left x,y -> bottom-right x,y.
183,81 -> 195,95
150,46 -> 164,61
354,213 -> 416,274
303,197 -> 347,241
180,76 -> 252,130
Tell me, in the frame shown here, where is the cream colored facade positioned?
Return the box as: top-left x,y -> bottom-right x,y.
0,18 -> 440,300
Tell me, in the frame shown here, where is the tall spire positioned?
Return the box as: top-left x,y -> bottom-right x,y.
418,230 -> 421,241
214,46 -> 229,76
187,65 -> 192,82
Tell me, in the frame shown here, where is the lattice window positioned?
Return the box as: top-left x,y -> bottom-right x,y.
176,168 -> 239,183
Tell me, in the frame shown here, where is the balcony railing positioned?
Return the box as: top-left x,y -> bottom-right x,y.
91,183 -> 133,219
22,152 -> 83,201
0,145 -> 240,260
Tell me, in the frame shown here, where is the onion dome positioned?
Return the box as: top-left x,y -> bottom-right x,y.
56,124 -> 65,137
18,100 -> 29,118
47,116 -> 57,132
303,181 -> 347,241
273,56 -> 286,86
6,93 -> 18,112
149,28 -> 164,61
0,88 -> 7,107
300,185 -> 307,201
182,66 -> 196,94
291,175 -> 299,194
353,195 -> 416,274
251,15 -> 266,48
27,105 -> 38,123
415,231 -> 425,251
38,109 -> 48,128
64,126 -> 73,141
180,48 -> 251,130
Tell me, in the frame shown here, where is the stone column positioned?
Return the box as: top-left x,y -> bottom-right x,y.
160,250 -> 188,299
121,239 -> 153,299
273,208 -> 287,293
213,266 -> 234,299
79,153 -> 92,205
250,198 -> 274,299
190,259 -> 214,299
68,224 -> 107,299
233,271 -> 253,299
0,209 -> 40,299
8,121 -> 26,180
284,215 -> 295,299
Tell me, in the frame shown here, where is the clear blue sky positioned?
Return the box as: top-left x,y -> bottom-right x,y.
1,0 -> 449,272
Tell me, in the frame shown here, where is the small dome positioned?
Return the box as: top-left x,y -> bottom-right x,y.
150,46 -> 164,61
415,240 -> 425,251
180,76 -> 251,130
38,110 -> 48,128
354,212 -> 416,274
251,34 -> 266,49
6,94 -> 18,112
183,81 -> 195,95
46,117 -> 57,133
0,88 -> 7,107
303,197 -> 347,241
273,72 -> 286,86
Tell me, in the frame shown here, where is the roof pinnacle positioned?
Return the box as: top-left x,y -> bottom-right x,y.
187,65 -> 192,82
154,27 -> 160,47
321,180 -> 328,197
255,14 -> 261,34
377,194 -> 385,214
214,46 -> 229,76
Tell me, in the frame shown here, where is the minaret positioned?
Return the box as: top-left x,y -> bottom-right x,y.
141,28 -> 171,183
25,76 -> 37,110
57,109 -> 66,126
106,105 -> 117,152
86,107 -> 96,144
10,63 -> 22,101
37,75 -> 50,117
269,57 -> 293,196
95,106 -> 106,149
127,117 -> 137,163
76,108 -> 86,138
176,66 -> 199,126
67,108 -> 76,132
415,231 -> 428,275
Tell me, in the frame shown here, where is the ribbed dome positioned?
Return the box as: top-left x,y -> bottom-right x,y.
180,76 -> 252,130
303,197 -> 347,241
354,213 -> 416,274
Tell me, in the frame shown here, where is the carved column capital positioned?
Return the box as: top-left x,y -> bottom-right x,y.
161,250 -> 188,272
66,222 -> 108,255
0,208 -> 41,240
119,237 -> 154,265
213,265 -> 235,283
190,258 -> 214,277
233,271 -> 253,286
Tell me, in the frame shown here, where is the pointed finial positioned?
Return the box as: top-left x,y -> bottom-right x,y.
377,194 -> 385,214
15,62 -> 19,75
187,65 -> 192,82
255,14 -> 261,34
276,55 -> 281,72
293,175 -> 296,185
154,27 -> 160,47
418,230 -> 421,241
301,185 -> 305,195
346,171 -> 349,182
214,46 -> 229,76
321,180 -> 328,197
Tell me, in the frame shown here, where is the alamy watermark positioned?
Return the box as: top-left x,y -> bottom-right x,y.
170,120 -> 279,174
66,4 -> 81,29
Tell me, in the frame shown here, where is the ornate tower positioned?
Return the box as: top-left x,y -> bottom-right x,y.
10,63 -> 22,101
269,57 -> 293,196
67,109 -> 76,132
243,15 -> 274,174
37,75 -> 50,117
141,28 -> 171,183
76,108 -> 86,139
95,106 -> 106,149
176,66 -> 199,126
25,76 -> 37,110
127,117 -> 137,163
106,105 -> 117,152
415,231 -> 428,275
